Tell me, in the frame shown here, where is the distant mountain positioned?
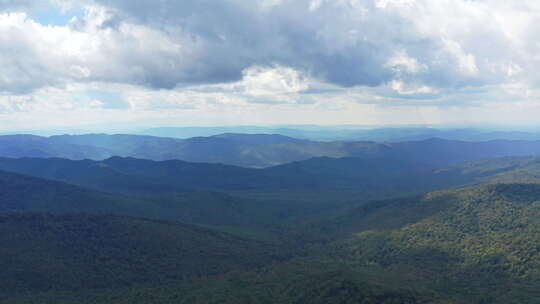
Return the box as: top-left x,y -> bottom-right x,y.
344,127 -> 540,142
0,134 -> 112,159
9,133 -> 315,167
0,155 -> 472,194
5,133 -> 540,167
210,133 -> 307,145
139,126 -> 281,138
4,153 -> 540,198
139,125 -> 372,140
140,126 -> 540,142
0,157 -> 287,193
4,154 -> 540,233
0,156 -> 479,231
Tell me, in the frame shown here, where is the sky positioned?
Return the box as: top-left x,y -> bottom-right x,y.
1,0 -> 540,132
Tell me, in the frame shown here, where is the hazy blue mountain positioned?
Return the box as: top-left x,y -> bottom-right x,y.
139,126 -> 540,142
5,133 -> 540,168
0,156 -> 463,195
3,153 -> 540,196
0,135 -> 112,159
0,154 -> 531,231
138,126 -> 280,138
0,156 -> 477,231
211,133 -> 307,144
138,125 -> 374,140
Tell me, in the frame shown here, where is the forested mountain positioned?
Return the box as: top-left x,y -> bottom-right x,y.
3,181 -> 539,303
3,134 -> 540,303
0,213 -> 286,302
305,183 -> 540,303
0,157 -> 465,231
4,133 -> 540,167
0,170 -> 155,215
0,168 -> 326,228
0,135 -> 112,159
2,154 -> 540,231
0,156 -> 457,193
2,154 -> 540,197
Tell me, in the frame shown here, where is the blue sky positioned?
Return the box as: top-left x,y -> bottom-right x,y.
0,0 -> 539,132
31,5 -> 84,26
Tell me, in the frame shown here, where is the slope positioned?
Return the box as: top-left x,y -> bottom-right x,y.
0,213 -> 283,301
306,183 -> 540,303
0,170 -> 155,215
0,169 -> 300,229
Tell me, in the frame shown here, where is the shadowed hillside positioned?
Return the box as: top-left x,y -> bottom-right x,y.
0,213 -> 285,302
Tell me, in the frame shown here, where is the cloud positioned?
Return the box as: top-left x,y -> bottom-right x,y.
88,0 -> 519,91
0,0 -> 537,94
2,0 -> 540,129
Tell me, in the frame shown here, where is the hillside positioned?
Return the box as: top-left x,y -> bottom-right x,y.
437,155 -> 540,185
0,156 -> 480,221
0,170 -> 156,215
0,155 -> 532,231
300,183 -> 540,303
1,156 -> 540,303
0,169 -> 300,229
0,157 -> 276,193
0,155 -> 497,195
7,183 -> 540,303
0,169 -> 275,229
0,213 -> 283,302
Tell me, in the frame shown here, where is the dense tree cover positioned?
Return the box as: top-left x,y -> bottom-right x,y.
0,213 -> 288,301
327,183 -> 540,303
0,170 -> 155,215
0,156 -> 448,193
1,258 -> 447,304
0,156 -> 483,231
0,168 -> 444,231
2,182 -> 540,303
1,154 -> 540,303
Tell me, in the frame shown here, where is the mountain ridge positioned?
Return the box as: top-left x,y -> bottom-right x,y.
5,133 -> 540,167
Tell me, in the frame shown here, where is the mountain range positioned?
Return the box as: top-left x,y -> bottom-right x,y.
140,126 -> 540,142
5,133 -> 540,168
2,132 -> 540,303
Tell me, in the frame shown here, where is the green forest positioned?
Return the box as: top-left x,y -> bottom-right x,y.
0,137 -> 539,303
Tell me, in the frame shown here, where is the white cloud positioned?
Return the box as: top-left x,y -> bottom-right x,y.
390,80 -> 438,95
2,0 -> 540,129
385,50 -> 427,74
